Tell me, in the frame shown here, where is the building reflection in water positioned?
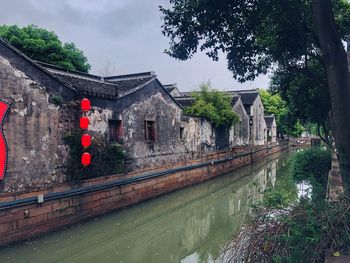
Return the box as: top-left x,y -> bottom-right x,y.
0,153 -> 290,263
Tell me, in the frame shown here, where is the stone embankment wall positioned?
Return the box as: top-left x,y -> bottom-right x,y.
0,140 -> 288,246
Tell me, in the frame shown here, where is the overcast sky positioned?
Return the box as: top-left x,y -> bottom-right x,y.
0,0 -> 270,91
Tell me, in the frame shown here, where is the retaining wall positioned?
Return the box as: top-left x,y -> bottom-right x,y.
0,140 -> 289,246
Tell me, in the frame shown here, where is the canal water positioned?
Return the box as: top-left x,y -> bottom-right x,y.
0,151 -> 294,263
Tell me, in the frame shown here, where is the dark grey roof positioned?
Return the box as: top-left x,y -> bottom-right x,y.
46,70 -> 119,99
264,116 -> 275,128
180,91 -> 196,97
40,62 -> 157,99
105,71 -> 155,80
235,90 -> 259,105
174,97 -> 195,107
164,84 -> 177,93
231,95 -> 240,106
108,76 -> 155,96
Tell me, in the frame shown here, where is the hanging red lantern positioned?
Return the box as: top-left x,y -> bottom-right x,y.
81,98 -> 91,112
81,134 -> 91,148
80,117 -> 89,129
81,152 -> 91,166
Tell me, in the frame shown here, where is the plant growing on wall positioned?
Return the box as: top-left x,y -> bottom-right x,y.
183,83 -> 239,127
63,132 -> 126,181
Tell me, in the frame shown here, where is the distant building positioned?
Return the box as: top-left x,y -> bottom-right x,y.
235,90 -> 267,145
264,115 -> 277,143
230,95 -> 250,146
174,91 -> 250,149
163,83 -> 182,97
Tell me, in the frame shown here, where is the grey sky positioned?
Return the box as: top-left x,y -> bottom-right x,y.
0,0 -> 270,91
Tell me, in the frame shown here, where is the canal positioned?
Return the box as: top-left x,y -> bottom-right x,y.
0,151 -> 294,263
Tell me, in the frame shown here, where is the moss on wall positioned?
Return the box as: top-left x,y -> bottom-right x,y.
63,132 -> 126,181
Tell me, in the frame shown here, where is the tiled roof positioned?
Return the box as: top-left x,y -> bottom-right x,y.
164,84 -> 177,93
39,62 -> 156,99
48,71 -> 119,99
176,90 -> 241,108
108,76 -> 155,97
231,95 -> 240,106
235,90 -> 259,105
264,116 -> 275,128
174,97 -> 195,107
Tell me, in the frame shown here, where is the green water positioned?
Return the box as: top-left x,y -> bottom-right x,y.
0,152 -> 294,263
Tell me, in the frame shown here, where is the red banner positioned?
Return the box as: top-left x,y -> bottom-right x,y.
0,100 -> 10,180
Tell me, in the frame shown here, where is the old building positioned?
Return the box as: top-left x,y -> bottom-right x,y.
164,83 -> 182,97
0,37 -> 276,192
230,95 -> 250,146
235,90 -> 267,146
175,92 -> 250,149
264,115 -> 277,143
41,66 -> 218,170
0,38 -> 220,191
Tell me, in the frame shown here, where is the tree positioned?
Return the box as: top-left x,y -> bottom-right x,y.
184,83 -> 239,127
160,0 -> 350,191
270,60 -> 333,144
258,89 -> 304,137
0,25 -> 91,72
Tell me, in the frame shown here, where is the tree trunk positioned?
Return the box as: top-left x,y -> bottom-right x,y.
312,0 -> 350,193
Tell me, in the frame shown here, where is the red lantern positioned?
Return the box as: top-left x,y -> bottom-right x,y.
81,134 -> 91,148
80,117 -> 89,129
81,152 -> 91,166
81,98 -> 91,112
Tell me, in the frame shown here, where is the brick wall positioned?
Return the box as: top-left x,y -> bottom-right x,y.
0,141 -> 288,246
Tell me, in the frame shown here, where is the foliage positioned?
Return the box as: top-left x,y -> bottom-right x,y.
183,83 -> 239,127
222,149 -> 336,263
160,0 -> 350,144
291,148 -> 332,199
263,155 -> 298,209
160,0 -> 350,81
63,132 -> 126,181
259,89 -> 286,118
259,89 -> 304,137
270,59 -> 332,143
0,25 -> 91,72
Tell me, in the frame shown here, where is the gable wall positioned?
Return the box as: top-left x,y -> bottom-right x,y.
0,52 -> 77,192
230,98 -> 250,146
251,96 -> 267,146
88,80 -> 216,170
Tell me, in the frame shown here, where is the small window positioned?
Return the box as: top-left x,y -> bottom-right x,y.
180,127 -> 184,140
145,120 -> 156,142
109,120 -> 123,142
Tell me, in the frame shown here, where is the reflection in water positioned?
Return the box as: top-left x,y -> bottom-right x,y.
0,152 -> 291,263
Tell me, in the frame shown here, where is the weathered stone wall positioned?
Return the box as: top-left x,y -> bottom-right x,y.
230,98 -> 250,146
270,118 -> 277,143
0,42 -> 76,192
89,80 -> 217,170
0,140 -> 289,247
251,96 -> 267,146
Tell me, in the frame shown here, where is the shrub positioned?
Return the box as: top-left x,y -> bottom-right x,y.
222,148 -> 341,263
183,83 -> 239,127
291,148 -> 331,200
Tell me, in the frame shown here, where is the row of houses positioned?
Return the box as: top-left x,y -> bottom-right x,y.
0,38 -> 276,191
168,85 -> 277,146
